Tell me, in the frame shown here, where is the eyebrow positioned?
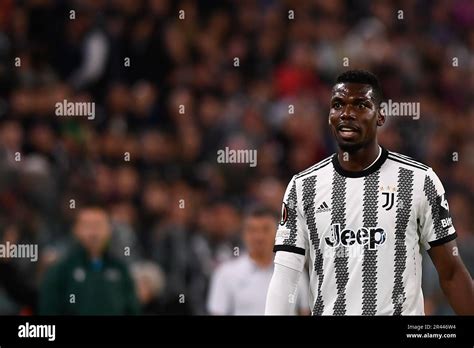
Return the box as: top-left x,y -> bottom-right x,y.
330,96 -> 373,103
352,97 -> 373,103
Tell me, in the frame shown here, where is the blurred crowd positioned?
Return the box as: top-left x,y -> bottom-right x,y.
0,0 -> 473,315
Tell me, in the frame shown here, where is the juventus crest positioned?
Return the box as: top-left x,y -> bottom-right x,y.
380,185 -> 397,210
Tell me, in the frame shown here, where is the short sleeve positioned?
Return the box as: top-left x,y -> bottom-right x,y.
273,176 -> 309,257
419,168 -> 457,250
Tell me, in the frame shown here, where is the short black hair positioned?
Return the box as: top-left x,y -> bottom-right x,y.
74,202 -> 109,224
335,70 -> 383,106
244,205 -> 278,221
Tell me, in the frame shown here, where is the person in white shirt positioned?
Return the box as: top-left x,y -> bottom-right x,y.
207,207 -> 310,315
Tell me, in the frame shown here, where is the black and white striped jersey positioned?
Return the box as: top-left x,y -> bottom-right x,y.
273,147 -> 456,315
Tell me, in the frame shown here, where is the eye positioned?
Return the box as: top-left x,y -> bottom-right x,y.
357,103 -> 366,109
333,101 -> 342,109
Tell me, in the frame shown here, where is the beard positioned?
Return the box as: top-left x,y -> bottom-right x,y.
337,141 -> 365,153
336,135 -> 374,153
331,127 -> 374,154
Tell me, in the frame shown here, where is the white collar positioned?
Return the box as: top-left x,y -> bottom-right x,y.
362,146 -> 382,170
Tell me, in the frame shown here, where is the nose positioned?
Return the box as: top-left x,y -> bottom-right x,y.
340,105 -> 356,120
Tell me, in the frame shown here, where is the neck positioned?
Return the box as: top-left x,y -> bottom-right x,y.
88,250 -> 103,260
337,141 -> 380,172
250,253 -> 273,268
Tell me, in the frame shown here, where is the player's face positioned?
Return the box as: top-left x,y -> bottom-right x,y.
243,215 -> 277,257
329,82 -> 383,152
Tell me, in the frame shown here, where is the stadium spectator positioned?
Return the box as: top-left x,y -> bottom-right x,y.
207,207 -> 310,315
39,206 -> 140,315
131,261 -> 192,315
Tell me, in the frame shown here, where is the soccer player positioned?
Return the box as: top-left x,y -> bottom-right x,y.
265,70 -> 474,315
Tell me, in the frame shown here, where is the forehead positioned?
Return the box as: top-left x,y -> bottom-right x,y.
77,209 -> 108,222
245,215 -> 276,224
331,82 -> 374,99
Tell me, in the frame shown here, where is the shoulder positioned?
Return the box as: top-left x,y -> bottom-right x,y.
213,256 -> 250,280
43,253 -> 74,281
385,151 -> 447,192
294,154 -> 334,180
386,150 -> 431,173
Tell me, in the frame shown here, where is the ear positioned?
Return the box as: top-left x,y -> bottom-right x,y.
377,107 -> 385,127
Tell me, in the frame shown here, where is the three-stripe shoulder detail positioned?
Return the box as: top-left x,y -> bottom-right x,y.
295,155 -> 333,179
387,152 -> 429,171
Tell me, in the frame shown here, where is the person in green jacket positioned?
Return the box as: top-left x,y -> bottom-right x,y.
39,205 -> 140,315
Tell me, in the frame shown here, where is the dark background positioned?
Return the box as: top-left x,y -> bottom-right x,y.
0,0 -> 472,315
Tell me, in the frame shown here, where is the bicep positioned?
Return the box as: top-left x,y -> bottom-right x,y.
428,240 -> 463,281
419,169 -> 456,249
274,176 -> 309,256
265,262 -> 302,315
296,268 -> 310,313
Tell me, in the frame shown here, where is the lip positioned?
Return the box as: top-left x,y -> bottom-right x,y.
337,124 -> 360,132
336,123 -> 360,140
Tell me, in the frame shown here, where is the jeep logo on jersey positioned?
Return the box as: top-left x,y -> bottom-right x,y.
325,224 -> 387,250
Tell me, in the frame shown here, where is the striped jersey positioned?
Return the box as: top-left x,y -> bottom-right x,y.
273,147 -> 456,315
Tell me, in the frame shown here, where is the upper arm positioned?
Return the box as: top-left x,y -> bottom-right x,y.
427,240 -> 464,282
265,263 -> 303,315
419,168 -> 456,250
296,268 -> 310,313
273,176 -> 309,271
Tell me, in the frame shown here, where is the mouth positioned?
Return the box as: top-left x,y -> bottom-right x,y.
336,124 -> 360,140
